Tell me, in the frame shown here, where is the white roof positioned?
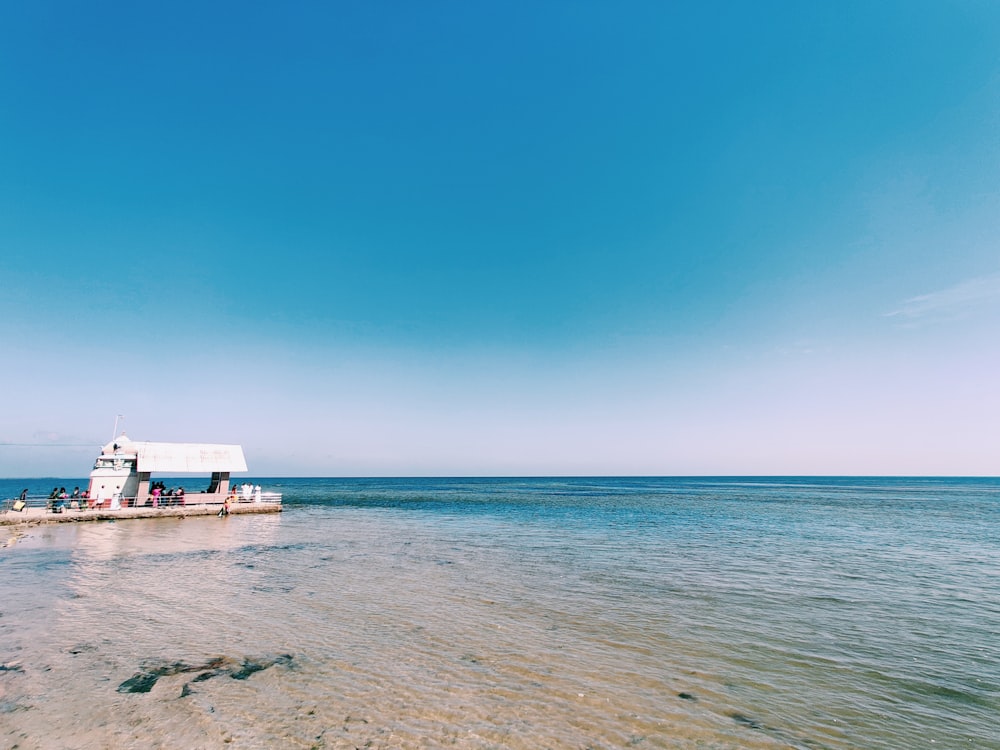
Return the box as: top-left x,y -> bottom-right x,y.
134,442 -> 248,473
100,434 -> 249,473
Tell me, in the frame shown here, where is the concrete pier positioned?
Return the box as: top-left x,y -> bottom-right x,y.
0,502 -> 281,527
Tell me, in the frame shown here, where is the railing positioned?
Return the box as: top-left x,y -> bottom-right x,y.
234,492 -> 283,504
2,495 -> 39,512
2,495 -> 91,513
1,495 -> 133,513
3,491 -> 283,514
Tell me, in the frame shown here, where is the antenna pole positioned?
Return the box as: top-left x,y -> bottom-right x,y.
112,414 -> 124,440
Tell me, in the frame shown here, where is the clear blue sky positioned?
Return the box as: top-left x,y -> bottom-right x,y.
2,1 -> 998,476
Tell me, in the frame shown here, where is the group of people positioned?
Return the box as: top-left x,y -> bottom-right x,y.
16,480 -> 267,515
48,486 -> 85,500
46,486 -> 87,512
229,483 -> 262,503
149,481 -> 185,507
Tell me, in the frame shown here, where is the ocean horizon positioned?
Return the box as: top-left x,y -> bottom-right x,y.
3,476 -> 998,749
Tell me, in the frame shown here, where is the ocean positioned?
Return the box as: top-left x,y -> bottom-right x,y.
1,476 -> 998,749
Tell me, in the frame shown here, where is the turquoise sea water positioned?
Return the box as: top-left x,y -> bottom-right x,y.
1,477 -> 998,749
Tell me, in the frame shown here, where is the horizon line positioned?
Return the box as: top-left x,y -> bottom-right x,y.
3,474 -> 997,481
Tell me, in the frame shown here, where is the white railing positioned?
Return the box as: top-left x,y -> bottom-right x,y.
2,495 -> 92,512
257,492 -> 283,504
4,491 -> 283,513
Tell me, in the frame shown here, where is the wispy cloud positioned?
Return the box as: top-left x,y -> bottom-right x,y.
886,273 -> 1000,319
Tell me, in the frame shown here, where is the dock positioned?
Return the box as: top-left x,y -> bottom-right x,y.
1,501 -> 281,528
4,432 -> 283,530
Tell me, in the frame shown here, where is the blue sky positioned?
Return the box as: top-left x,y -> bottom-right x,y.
2,1 -> 999,476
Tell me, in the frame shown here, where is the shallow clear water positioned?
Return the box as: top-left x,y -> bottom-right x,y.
2,477 -> 998,749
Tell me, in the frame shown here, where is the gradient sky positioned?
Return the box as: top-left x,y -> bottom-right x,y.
2,1 -> 999,477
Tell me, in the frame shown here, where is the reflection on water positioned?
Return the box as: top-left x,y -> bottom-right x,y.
1,478 -> 999,749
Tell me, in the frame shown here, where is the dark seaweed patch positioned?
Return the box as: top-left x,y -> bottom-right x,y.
229,660 -> 267,680
117,654 -> 293,695
117,672 -> 160,694
190,670 -> 224,683
65,644 -> 97,655
730,712 -> 762,729
251,585 -> 294,594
